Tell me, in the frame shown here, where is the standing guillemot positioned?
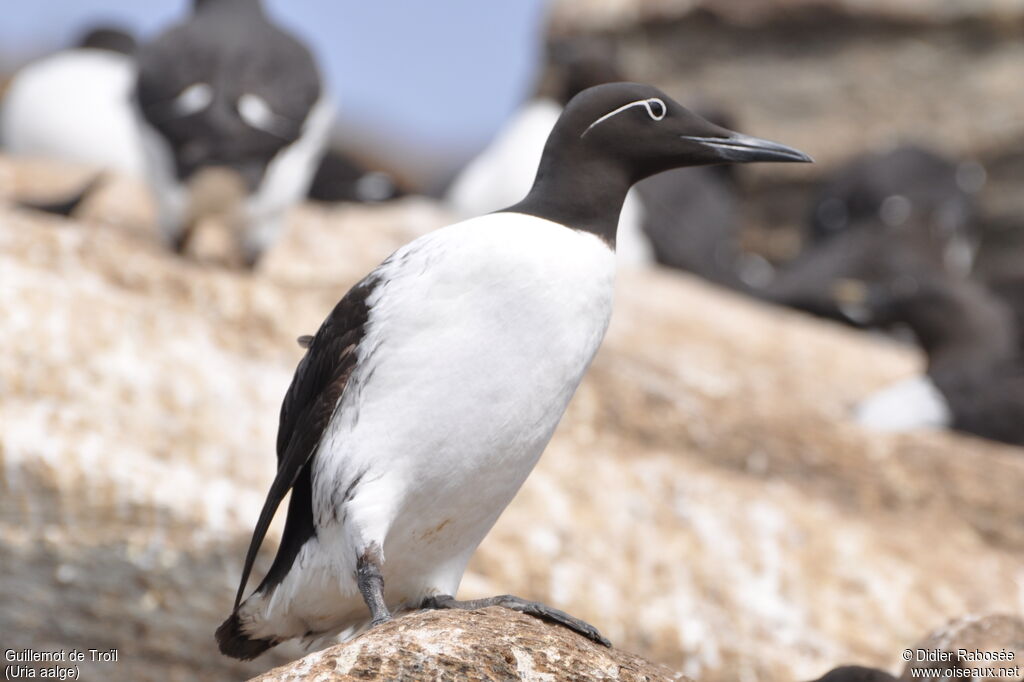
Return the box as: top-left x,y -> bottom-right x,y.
852,274 -> 1024,445
216,82 -> 811,660
134,0 -> 332,266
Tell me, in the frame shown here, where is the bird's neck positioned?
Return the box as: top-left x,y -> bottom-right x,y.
506,147 -> 634,248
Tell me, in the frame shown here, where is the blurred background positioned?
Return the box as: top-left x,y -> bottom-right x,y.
2,1 -> 1023,681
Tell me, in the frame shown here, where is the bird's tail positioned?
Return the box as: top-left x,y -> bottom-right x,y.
215,610 -> 277,661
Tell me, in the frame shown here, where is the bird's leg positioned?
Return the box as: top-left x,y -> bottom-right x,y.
421,593 -> 610,647
356,543 -> 391,626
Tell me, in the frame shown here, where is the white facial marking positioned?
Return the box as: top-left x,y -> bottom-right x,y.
172,82 -> 213,116
582,97 -> 667,138
238,94 -> 278,133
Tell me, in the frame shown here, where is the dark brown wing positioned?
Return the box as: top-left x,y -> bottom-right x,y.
232,274 -> 381,609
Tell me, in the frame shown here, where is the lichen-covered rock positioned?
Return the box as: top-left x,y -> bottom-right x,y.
248,608 -> 688,682
900,614 -> 1024,682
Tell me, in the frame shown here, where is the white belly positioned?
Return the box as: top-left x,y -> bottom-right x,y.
246,214 -> 615,641
319,213 -> 614,600
1,50 -> 145,177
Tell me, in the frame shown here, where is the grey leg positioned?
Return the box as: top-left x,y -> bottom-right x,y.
356,543 -> 391,626
421,593 -> 611,647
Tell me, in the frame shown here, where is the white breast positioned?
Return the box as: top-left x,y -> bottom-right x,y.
1,49 -> 145,177
314,213 -> 616,594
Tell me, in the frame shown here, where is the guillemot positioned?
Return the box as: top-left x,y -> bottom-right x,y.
764,222 -> 942,325
134,0 -> 332,266
765,144 -> 984,323
0,25 -> 144,178
809,145 -> 982,274
216,82 -> 811,660
306,147 -> 403,204
852,274 -> 1024,445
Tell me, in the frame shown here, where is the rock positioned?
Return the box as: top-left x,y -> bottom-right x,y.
900,614 -> 1024,681
2,157 -> 1024,681
249,608 -> 688,682
550,0 -> 1024,34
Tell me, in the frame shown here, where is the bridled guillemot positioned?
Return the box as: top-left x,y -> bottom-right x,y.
216,82 -> 811,659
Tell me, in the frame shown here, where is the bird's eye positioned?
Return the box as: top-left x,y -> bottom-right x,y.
646,98 -> 666,120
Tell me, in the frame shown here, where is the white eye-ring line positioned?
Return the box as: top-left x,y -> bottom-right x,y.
581,97 -> 667,138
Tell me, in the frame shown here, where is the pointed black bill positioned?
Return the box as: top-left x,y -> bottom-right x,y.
682,133 -> 813,164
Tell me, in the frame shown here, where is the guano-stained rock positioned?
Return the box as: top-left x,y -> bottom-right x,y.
248,608 -> 688,682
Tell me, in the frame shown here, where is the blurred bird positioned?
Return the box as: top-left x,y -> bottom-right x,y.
764,219 -> 943,324
0,24 -> 144,178
306,147 -> 404,204
134,0 -> 332,266
765,145 -> 984,321
808,144 -> 982,274
216,82 -> 811,660
851,274 -> 1024,446
76,26 -> 137,56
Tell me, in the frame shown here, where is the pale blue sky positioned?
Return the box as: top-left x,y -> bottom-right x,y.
0,0 -> 551,186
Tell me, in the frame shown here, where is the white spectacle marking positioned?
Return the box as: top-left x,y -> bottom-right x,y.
238,93 -> 279,133
173,82 -> 213,116
581,97 -> 666,138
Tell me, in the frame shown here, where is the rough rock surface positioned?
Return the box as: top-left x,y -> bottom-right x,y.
900,614 -> 1024,681
249,608 -> 687,682
2,158 -> 1024,682
551,0 -> 1024,35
